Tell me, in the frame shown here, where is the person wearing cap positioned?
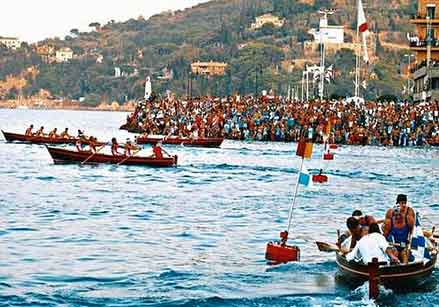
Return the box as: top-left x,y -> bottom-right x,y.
25,124 -> 34,136
383,194 -> 415,264
124,138 -> 139,156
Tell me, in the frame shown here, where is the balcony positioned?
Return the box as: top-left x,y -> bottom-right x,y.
410,15 -> 439,24
409,39 -> 439,51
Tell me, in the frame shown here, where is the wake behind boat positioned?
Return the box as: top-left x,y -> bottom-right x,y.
46,146 -> 177,167
2,130 -> 105,146
136,135 -> 224,148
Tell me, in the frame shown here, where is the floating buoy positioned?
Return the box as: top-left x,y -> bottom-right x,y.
323,152 -> 334,160
265,231 -> 300,263
312,174 -> 328,183
329,144 -> 338,150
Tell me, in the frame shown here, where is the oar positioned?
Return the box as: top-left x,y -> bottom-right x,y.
316,241 -> 340,253
81,143 -> 108,165
117,149 -> 141,166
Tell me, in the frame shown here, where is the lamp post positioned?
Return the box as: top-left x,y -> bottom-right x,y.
404,54 -> 414,95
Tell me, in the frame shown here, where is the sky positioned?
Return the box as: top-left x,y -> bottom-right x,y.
1,0 -> 209,43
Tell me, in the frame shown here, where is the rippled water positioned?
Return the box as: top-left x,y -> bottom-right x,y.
0,109 -> 438,307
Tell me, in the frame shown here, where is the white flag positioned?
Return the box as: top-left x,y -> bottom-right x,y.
144,76 -> 152,100
358,0 -> 369,63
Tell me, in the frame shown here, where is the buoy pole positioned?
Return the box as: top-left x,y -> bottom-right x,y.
368,257 -> 380,300
286,157 -> 305,235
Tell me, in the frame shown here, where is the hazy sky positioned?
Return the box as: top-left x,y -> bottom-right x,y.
2,0 -> 209,43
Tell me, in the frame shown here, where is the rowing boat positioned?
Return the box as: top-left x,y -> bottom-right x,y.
2,130 -> 105,146
46,146 -> 177,167
136,135 -> 224,148
335,249 -> 437,290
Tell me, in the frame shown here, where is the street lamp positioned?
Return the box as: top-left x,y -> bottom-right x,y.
403,54 -> 415,94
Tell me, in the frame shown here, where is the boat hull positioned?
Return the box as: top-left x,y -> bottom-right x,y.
335,252 -> 437,290
2,130 -> 105,146
46,147 -> 177,167
136,136 -> 224,148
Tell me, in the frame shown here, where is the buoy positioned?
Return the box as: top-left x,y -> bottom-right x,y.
323,152 -> 334,160
265,231 -> 300,263
312,174 -> 328,183
329,144 -> 338,150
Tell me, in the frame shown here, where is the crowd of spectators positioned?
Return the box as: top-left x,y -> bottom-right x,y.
123,95 -> 439,146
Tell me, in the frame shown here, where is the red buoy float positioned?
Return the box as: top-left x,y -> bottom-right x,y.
312,174 -> 328,183
329,144 -> 338,150
323,152 -> 334,160
265,231 -> 300,263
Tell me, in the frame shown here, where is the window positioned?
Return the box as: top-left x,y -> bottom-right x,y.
427,5 -> 436,19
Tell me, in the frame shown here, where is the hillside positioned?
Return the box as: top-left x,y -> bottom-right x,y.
0,0 -> 416,104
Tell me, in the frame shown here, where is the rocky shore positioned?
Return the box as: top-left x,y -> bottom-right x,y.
0,99 -> 136,112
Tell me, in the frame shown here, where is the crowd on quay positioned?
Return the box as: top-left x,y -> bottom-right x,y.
123,95 -> 439,146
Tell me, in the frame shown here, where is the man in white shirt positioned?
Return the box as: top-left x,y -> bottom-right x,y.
346,223 -> 399,265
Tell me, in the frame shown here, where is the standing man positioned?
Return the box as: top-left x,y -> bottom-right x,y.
383,194 -> 415,264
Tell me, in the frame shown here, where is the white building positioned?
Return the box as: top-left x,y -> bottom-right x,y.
55,47 -> 74,62
251,14 -> 285,30
0,37 -> 21,49
308,16 -> 344,44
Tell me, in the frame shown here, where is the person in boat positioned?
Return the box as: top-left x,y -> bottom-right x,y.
124,138 -> 140,156
35,126 -> 45,137
383,194 -> 415,264
345,223 -> 400,265
88,136 -> 98,153
48,128 -> 58,139
151,142 -> 170,159
60,128 -> 70,139
25,124 -> 34,136
75,131 -> 89,152
352,210 -> 378,228
111,137 -> 123,156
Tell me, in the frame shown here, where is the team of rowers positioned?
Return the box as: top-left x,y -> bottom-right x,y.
25,124 -> 71,139
338,194 -> 435,265
24,124 -> 169,159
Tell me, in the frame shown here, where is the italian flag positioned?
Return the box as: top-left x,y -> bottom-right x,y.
357,0 -> 369,63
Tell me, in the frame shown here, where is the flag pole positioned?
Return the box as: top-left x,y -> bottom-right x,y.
287,157 -> 305,234
355,0 -> 360,99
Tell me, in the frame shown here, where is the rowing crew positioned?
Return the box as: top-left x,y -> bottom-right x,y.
25,125 -> 72,139
339,194 -> 435,265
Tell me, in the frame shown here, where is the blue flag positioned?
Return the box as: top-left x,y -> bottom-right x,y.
298,169 -> 311,186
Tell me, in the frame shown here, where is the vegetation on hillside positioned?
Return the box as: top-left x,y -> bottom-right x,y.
0,0 -> 416,103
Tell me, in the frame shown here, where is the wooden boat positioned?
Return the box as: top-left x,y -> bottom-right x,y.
46,146 -> 177,167
136,135 -> 224,148
2,130 -> 105,146
335,250 -> 437,290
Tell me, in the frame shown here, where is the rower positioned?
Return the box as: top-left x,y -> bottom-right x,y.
35,126 -> 45,137
76,131 -> 88,152
124,138 -> 139,156
88,136 -> 98,153
111,137 -> 122,156
25,124 -> 34,136
383,194 -> 415,264
48,128 -> 58,139
60,128 -> 70,139
151,142 -> 170,159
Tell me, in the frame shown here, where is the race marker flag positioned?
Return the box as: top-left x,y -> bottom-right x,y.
296,142 -> 313,159
411,212 -> 431,264
298,168 -> 312,187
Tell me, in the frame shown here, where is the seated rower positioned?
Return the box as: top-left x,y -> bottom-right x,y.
25,124 -> 34,136
338,217 -> 366,250
88,136 -> 98,153
151,142 -> 170,159
48,128 -> 58,139
60,128 -> 70,139
124,138 -> 139,156
35,126 -> 45,137
352,210 -> 378,228
111,138 -> 123,156
383,194 -> 415,264
346,223 -> 400,265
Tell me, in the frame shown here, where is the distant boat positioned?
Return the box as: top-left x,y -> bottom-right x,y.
136,135 -> 224,148
16,105 -> 29,110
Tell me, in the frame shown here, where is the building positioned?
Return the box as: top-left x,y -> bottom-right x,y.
35,45 -> 56,63
251,14 -> 284,30
410,0 -> 439,101
0,37 -> 21,49
55,47 -> 74,63
308,15 -> 344,44
191,61 -> 228,76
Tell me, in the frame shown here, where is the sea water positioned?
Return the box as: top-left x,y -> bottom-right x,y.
0,109 -> 438,306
